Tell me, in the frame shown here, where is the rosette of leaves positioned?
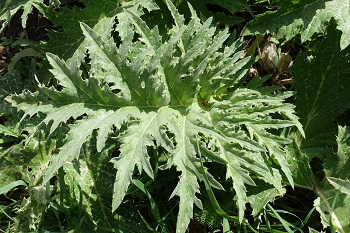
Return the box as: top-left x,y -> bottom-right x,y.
6,0 -> 302,232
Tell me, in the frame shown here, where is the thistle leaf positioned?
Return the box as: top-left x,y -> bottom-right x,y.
243,0 -> 350,49
314,126 -> 350,232
328,177 -> 350,196
292,23 -> 350,157
7,1 -> 301,231
289,23 -> 350,231
0,0 -> 46,32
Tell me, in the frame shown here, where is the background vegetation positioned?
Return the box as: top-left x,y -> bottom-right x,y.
1,0 -> 350,232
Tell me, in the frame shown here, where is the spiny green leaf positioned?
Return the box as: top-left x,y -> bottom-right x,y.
178,0 -> 249,26
242,0 -> 328,38
328,177 -> 350,196
43,0 -> 152,59
285,141 -> 317,189
6,1 -> 301,232
63,141 -> 144,231
11,133 -> 56,232
287,23 -> 350,232
243,0 -> 350,49
111,107 -> 177,211
0,0 -> 46,32
324,126 -> 350,179
313,126 -> 350,232
292,23 -> 350,157
248,183 -> 285,218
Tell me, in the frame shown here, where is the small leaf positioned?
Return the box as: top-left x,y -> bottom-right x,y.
0,180 -> 27,195
328,177 -> 350,196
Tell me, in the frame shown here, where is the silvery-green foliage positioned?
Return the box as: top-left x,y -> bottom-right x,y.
6,0 -> 302,231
